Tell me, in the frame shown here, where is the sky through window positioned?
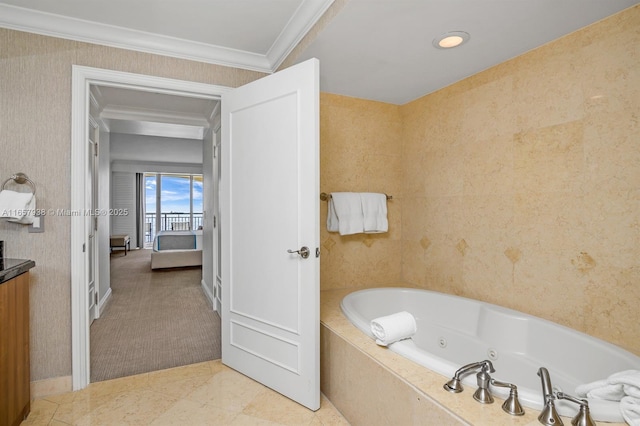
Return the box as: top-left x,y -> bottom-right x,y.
145,173 -> 202,213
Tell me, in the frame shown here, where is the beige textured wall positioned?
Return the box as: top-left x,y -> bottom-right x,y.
400,6 -> 640,355
0,28 -> 266,381
319,94 -> 403,290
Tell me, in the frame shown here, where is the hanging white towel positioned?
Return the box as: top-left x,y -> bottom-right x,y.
0,190 -> 35,224
327,196 -> 339,233
361,192 -> 388,233
370,311 -> 417,346
329,192 -> 364,235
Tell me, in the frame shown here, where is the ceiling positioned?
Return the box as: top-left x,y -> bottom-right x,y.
2,0 -> 638,137
298,0 -> 640,104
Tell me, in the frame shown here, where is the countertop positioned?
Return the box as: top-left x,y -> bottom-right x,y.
0,258 -> 36,284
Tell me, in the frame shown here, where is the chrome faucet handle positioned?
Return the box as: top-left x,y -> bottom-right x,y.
479,359 -> 495,373
443,360 -> 495,393
473,364 -> 494,404
555,392 -> 596,426
491,379 -> 525,416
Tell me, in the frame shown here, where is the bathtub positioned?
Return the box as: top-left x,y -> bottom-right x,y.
341,287 -> 640,423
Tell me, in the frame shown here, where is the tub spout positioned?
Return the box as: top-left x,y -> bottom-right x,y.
444,360 -> 495,394
537,367 -> 564,425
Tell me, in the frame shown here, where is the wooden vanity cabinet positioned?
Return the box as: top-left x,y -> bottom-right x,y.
0,271 -> 30,426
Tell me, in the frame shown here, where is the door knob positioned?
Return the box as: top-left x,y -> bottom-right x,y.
287,246 -> 310,259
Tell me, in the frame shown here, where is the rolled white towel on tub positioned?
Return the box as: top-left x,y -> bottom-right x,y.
370,311 -> 417,346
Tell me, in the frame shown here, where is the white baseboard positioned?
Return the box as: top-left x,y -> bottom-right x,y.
201,279 -> 215,310
98,287 -> 112,316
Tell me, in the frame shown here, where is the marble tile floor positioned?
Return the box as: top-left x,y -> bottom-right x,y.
22,360 -> 350,425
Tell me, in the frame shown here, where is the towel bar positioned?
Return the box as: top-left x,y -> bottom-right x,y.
2,173 -> 36,195
320,192 -> 392,201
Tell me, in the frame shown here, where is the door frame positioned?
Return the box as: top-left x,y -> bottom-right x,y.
70,65 -> 231,390
87,115 -> 99,325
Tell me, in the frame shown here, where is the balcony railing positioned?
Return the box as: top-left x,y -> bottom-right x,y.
145,212 -> 203,242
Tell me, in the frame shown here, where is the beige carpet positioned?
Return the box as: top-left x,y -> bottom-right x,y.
90,249 -> 221,382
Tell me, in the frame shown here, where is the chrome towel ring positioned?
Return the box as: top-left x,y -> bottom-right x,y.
2,173 -> 36,195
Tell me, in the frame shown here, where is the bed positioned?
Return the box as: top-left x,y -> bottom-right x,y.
150,230 -> 203,269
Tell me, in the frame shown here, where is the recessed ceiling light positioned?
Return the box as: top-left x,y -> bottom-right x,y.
433,31 -> 470,49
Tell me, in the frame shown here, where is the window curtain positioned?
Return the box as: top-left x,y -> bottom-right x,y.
135,173 -> 145,248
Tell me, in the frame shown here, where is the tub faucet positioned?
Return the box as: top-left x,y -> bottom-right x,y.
537,367 -> 564,425
473,363 -> 494,404
491,379 -> 525,416
444,360 -> 495,394
556,392 -> 596,426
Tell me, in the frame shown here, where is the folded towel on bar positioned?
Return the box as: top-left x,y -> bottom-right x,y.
576,369 -> 640,424
326,192 -> 389,235
370,311 -> 417,347
329,192 -> 364,236
361,192 -> 388,233
0,189 -> 35,224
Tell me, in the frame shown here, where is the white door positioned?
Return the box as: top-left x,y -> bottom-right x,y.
221,58 -> 320,410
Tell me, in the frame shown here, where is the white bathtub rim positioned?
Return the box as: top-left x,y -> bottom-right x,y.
341,287 -> 639,423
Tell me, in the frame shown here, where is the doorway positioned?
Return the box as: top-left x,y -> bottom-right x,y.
89,82 -> 221,382
71,66 -> 231,389
72,59 -> 321,409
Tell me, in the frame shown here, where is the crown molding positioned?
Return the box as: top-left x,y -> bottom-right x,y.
0,0 -> 333,73
267,0 -> 335,70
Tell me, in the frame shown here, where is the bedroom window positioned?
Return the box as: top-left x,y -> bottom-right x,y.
145,173 -> 203,242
